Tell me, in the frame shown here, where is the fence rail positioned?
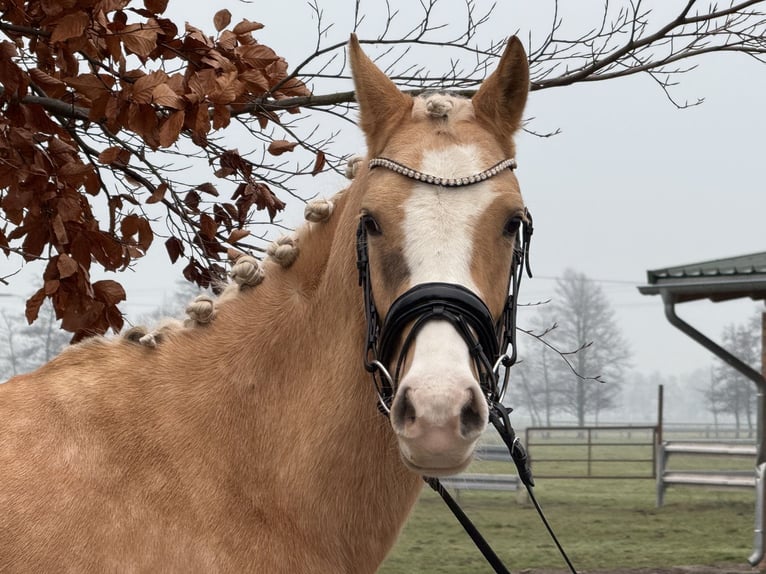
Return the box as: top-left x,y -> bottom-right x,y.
438,472 -> 518,494
656,440 -> 756,506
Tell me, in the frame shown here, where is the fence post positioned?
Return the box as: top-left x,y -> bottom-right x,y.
656,441 -> 666,507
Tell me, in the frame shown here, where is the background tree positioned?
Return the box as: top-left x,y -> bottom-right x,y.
0,300 -> 70,379
1,0 -> 765,338
0,279 -> 204,380
702,313 -> 761,438
518,269 -> 632,426
511,333 -> 562,427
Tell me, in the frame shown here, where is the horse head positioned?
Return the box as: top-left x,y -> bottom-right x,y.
349,35 -> 530,477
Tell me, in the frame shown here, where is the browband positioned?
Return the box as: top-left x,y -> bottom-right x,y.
369,157 -> 516,187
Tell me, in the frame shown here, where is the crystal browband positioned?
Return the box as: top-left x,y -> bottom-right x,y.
368,157 -> 517,187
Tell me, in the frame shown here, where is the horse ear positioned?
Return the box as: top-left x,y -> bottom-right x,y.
348,34 -> 411,156
472,36 -> 529,145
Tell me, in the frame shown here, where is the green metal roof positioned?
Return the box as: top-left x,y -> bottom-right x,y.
638,251 -> 766,303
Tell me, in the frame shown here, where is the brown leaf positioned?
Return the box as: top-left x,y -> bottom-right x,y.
44,279 -> 60,295
267,139 -> 298,156
311,150 -> 326,176
159,110 -> 185,147
30,68 -> 67,98
22,223 -> 50,261
136,217 -> 153,252
214,166 -> 235,179
57,253 -> 79,278
212,104 -> 230,129
200,213 -> 217,239
213,204 -> 232,228
88,230 -> 126,271
121,23 -> 159,58
165,236 -> 184,263
52,213 -> 69,245
232,19 -> 264,35
238,69 -> 270,94
50,12 -> 90,44
25,287 -> 46,324
214,9 -> 232,32
40,0 -> 63,16
228,228 -> 249,243
152,83 -> 183,109
121,213 -> 139,238
93,279 -> 126,306
105,304 -> 124,333
144,0 -> 169,14
234,44 -> 278,69
146,182 -> 168,204
209,71 -> 243,105
217,30 -> 237,51
184,190 -> 201,212
83,170 -> 100,196
127,103 -> 160,148
131,70 -> 166,104
196,182 -> 219,196
65,73 -> 113,100
98,146 -> 130,166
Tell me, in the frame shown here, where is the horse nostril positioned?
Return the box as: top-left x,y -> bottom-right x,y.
460,388 -> 485,438
391,388 -> 417,432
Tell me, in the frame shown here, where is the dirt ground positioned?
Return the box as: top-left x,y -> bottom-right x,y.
519,565 -> 763,574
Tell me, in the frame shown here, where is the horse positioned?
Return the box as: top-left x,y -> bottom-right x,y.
0,34 -> 530,572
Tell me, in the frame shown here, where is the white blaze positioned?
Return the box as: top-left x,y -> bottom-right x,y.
402,144 -> 495,295
391,143 -> 496,471
398,144 -> 494,424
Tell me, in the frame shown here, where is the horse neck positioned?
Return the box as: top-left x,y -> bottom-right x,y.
205,182 -> 422,569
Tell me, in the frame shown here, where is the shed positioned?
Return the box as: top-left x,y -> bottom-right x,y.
638,251 -> 766,565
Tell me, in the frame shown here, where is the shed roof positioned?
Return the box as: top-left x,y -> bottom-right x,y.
638,251 -> 766,303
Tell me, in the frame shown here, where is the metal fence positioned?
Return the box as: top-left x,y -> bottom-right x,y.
656,440 -> 756,506
523,425 -> 659,479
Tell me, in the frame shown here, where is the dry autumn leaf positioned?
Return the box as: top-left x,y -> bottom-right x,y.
98,146 -> 130,166
159,111 -> 185,147
121,23 -> 159,58
228,228 -> 250,243
267,140 -> 298,156
56,253 -> 79,278
146,182 -> 168,204
311,150 -> 326,176
144,0 -> 169,14
232,19 -> 264,35
214,9 -> 232,32
50,12 -> 89,44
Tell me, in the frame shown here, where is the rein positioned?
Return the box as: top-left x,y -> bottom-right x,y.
356,157 -> 577,574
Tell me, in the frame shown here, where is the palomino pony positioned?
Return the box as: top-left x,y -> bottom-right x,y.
0,35 -> 530,572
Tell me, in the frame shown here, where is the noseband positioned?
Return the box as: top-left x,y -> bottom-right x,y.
356,157 -> 533,413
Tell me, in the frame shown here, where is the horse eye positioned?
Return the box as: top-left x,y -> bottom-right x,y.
363,215 -> 382,236
503,216 -> 522,236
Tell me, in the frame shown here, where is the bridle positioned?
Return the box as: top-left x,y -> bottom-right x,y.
356,157 -> 533,414
355,156 -> 577,574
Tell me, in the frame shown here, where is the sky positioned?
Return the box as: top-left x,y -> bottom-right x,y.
2,1 -> 764,382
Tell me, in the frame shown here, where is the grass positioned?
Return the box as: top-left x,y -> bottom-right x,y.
379,443 -> 756,573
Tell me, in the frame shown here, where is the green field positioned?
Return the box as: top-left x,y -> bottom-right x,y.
379,437 -> 757,573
